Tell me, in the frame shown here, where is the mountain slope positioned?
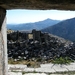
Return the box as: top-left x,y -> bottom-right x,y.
7,18 -> 60,31
42,18 -> 75,41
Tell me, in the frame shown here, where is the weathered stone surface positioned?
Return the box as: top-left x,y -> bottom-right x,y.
8,63 -> 75,73
0,0 -> 75,10
0,8 -> 7,75
8,72 -> 22,75
0,7 -> 6,30
24,73 -> 47,75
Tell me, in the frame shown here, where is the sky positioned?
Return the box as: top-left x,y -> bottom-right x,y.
6,9 -> 75,24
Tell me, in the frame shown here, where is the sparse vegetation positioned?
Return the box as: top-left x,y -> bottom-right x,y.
8,59 -> 40,68
8,57 -> 74,68
52,57 -> 74,64
22,71 -> 25,75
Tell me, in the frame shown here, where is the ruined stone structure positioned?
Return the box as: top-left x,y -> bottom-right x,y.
7,30 -> 74,62
32,29 -> 41,43
0,0 -> 75,75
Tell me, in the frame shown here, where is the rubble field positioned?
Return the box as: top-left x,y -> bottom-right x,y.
7,30 -> 75,65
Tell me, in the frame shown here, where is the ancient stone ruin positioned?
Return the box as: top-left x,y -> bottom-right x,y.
7,30 -> 75,62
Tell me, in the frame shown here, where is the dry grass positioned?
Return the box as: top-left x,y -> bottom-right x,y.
8,59 -> 40,68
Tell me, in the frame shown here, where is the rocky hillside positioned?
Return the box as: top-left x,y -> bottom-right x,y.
42,18 -> 75,41
7,30 -> 75,62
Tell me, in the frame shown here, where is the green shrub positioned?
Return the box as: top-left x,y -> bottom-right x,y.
36,58 -> 42,62
52,57 -> 74,64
